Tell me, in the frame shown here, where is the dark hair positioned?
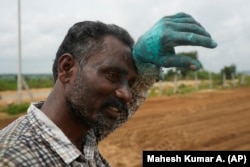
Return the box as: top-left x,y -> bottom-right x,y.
52,21 -> 134,82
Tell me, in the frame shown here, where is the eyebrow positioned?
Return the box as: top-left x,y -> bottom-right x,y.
104,66 -> 138,80
107,66 -> 128,75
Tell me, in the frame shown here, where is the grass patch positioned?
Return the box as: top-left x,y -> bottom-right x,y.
176,84 -> 196,94
0,79 -> 17,91
0,103 -> 29,115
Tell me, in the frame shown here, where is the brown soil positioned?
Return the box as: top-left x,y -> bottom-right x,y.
0,86 -> 250,167
0,88 -> 51,105
99,86 -> 250,167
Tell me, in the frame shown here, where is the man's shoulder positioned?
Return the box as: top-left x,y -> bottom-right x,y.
0,115 -> 37,155
0,115 -> 63,165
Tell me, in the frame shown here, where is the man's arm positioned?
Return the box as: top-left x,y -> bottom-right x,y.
129,12 -> 217,113
96,13 -> 217,140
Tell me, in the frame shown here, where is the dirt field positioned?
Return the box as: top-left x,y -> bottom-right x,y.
99,86 -> 250,167
0,86 -> 250,167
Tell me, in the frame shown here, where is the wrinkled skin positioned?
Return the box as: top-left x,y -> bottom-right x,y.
133,12 -> 217,70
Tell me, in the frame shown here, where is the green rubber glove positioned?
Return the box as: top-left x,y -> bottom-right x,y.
133,12 -> 217,71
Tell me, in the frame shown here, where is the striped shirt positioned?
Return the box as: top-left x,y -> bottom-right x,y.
0,65 -> 160,166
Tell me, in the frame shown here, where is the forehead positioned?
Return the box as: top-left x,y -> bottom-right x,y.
86,35 -> 137,75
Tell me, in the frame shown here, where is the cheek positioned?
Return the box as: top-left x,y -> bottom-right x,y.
89,81 -> 114,103
78,69 -> 117,108
78,80 -> 107,107
86,71 -> 116,97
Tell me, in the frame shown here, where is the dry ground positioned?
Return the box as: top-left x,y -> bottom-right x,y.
99,86 -> 250,167
0,86 -> 250,167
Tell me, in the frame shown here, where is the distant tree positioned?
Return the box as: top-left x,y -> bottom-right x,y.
164,68 -> 175,80
221,64 -> 236,79
176,51 -> 202,78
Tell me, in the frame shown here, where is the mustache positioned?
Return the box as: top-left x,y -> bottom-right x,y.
102,96 -> 128,114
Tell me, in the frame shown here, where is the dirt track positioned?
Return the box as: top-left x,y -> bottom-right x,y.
0,86 -> 250,167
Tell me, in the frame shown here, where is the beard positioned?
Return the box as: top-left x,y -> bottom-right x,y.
65,71 -> 128,131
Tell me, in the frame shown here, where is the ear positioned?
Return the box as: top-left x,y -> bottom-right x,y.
57,53 -> 77,83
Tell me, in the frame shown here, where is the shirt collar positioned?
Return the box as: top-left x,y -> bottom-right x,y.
27,102 -> 83,164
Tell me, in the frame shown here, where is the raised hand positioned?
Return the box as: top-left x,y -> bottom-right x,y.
133,12 -> 217,70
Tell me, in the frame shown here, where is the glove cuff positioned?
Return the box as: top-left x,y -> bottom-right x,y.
133,56 -> 163,82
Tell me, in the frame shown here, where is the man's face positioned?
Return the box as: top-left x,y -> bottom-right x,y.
66,35 -> 137,130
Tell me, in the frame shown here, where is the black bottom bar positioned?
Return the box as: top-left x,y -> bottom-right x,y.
143,151 -> 250,167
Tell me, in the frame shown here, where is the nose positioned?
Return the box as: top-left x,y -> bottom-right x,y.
115,84 -> 132,103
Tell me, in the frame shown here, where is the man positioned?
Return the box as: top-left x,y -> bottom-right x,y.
0,13 -> 217,166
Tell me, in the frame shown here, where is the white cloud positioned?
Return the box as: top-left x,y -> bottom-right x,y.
0,0 -> 250,74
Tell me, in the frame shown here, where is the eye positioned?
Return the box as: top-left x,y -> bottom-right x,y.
107,72 -> 120,83
128,78 -> 136,88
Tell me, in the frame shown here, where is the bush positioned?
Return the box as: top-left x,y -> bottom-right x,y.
6,103 -> 29,115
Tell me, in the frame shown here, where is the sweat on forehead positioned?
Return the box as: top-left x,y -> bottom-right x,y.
52,21 -> 134,82
84,35 -> 136,72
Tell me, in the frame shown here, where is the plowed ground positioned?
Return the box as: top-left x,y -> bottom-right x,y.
0,86 -> 250,167
99,86 -> 250,167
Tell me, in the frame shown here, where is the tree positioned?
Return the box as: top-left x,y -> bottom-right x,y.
163,68 -> 175,80
221,64 -> 236,79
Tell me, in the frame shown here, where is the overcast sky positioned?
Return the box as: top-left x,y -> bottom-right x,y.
0,0 -> 249,74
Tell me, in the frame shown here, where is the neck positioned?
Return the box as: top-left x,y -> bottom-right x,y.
40,87 -> 90,151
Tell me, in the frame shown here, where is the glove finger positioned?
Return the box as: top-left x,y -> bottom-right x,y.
163,32 -> 217,48
163,16 -> 203,27
164,22 -> 211,38
163,12 -> 203,27
158,55 -> 201,69
163,12 -> 192,19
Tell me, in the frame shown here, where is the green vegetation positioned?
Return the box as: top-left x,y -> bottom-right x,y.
0,103 -> 29,115
0,74 -> 54,91
148,69 -> 250,97
0,74 -> 53,115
